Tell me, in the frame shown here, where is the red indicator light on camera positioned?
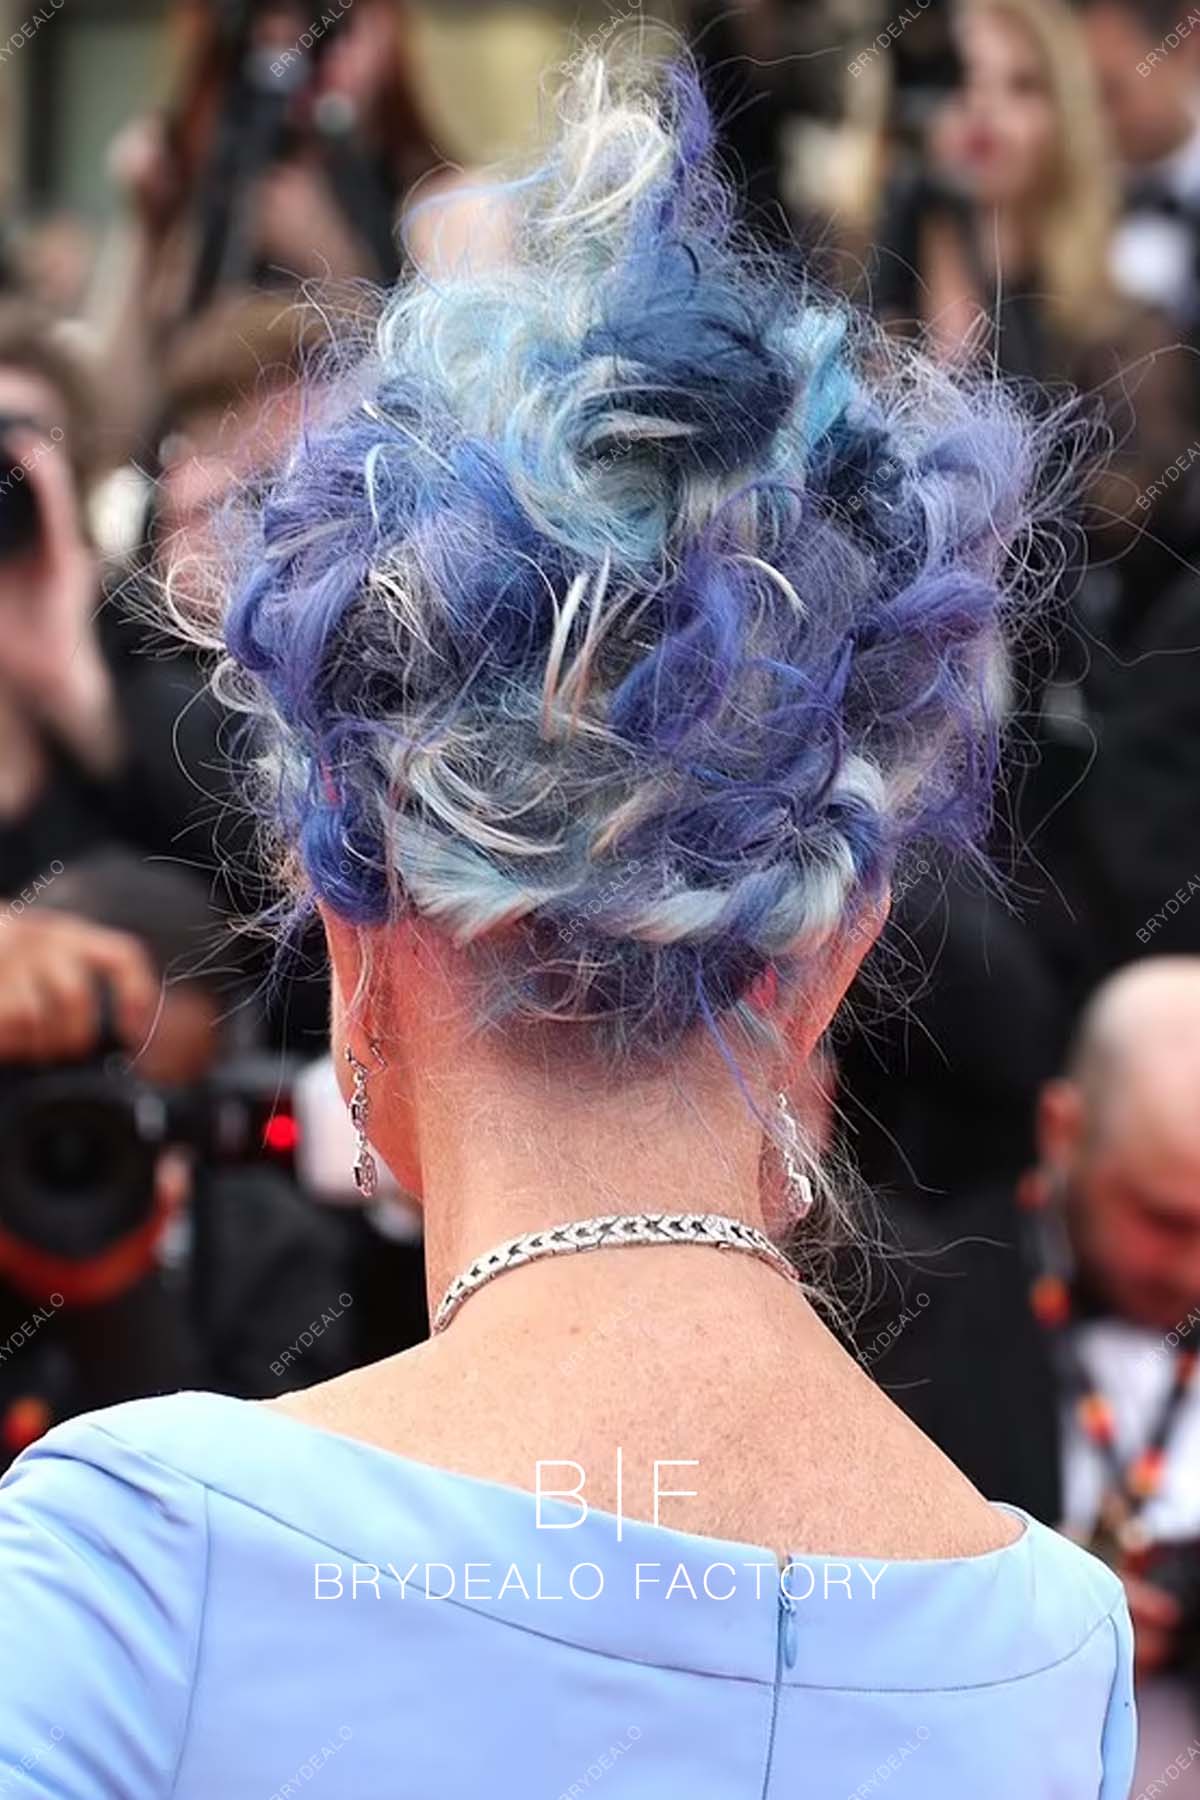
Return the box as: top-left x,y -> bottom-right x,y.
263,1112 -> 300,1154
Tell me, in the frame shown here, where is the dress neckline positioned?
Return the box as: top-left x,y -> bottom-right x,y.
69,1389 -> 1127,1691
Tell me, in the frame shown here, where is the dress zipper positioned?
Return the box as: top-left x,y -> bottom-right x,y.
777,1551 -> 799,1671
760,1551 -> 798,1798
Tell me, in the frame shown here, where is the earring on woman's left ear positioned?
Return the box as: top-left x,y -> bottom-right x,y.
345,1039 -> 386,1198
776,1090 -> 815,1221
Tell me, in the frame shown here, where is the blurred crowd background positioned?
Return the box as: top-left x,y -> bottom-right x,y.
1,0 -> 1200,1785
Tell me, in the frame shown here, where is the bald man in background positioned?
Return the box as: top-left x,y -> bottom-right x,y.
855,960 -> 1200,1778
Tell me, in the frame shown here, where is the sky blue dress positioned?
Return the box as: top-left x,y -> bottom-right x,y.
0,1391 -> 1135,1797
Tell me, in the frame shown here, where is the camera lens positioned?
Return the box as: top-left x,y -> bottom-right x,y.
0,1077 -> 159,1261
27,1097 -> 133,1188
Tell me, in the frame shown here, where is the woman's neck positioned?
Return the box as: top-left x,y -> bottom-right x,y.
401,1035 -> 771,1322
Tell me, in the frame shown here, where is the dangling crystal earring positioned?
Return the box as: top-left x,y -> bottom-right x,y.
345,1040 -> 384,1199
777,1091 -> 815,1221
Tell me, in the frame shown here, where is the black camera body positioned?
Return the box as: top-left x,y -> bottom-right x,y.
0,1048 -> 301,1266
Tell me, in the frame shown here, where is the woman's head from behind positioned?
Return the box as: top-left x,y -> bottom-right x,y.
215,61 -> 1042,1212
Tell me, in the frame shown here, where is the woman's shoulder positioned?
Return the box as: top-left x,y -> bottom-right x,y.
0,1390 -> 381,1539
819,1374 -> 1132,1692
0,1393 -> 218,1532
0,1392 -> 254,1519
0,1397 -> 216,1798
0,1396 -> 218,1618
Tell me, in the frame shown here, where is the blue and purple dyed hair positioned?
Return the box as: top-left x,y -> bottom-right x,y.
220,60 -> 1041,1058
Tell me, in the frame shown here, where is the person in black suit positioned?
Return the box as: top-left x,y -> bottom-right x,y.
1080,0 -> 1200,335
1079,569 -> 1200,972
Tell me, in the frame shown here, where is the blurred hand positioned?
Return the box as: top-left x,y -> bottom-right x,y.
0,909 -> 160,1064
108,114 -> 180,239
1122,1572 -> 1183,1677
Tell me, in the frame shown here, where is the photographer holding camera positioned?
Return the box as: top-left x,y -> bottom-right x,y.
95,0 -> 437,461
0,851 -> 357,1467
0,306 -> 121,876
0,301 -> 235,906
0,859 -> 205,1464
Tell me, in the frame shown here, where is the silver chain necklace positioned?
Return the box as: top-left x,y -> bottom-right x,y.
431,1212 -> 801,1335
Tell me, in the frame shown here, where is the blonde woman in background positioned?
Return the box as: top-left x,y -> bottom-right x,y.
894,0 -> 1118,367
842,0 -> 1185,524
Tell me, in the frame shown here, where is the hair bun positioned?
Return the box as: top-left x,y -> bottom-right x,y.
220,58 -> 1051,1056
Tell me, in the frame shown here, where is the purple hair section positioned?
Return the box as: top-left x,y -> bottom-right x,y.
222,66 -> 1049,1055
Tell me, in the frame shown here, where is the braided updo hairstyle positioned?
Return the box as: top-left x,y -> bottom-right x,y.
217,59 -> 1042,1062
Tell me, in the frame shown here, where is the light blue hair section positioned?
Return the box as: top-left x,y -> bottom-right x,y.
216,55 -> 1060,1060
